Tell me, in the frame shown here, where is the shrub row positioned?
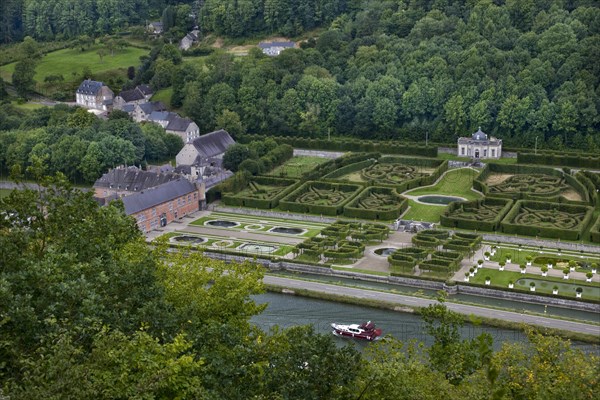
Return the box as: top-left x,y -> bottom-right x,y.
393,247 -> 429,260
440,197 -> 513,231
320,221 -> 390,242
411,234 -> 440,249
419,258 -> 457,273
501,200 -> 594,241
321,159 -> 375,180
240,144 -> 294,176
417,229 -> 450,240
462,282 -> 600,305
432,250 -> 463,264
388,253 -> 417,269
302,153 -> 381,181
237,134 -> 438,157
517,152 -> 600,169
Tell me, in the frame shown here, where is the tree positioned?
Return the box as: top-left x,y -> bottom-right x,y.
97,47 -> 107,63
12,58 -> 36,98
222,143 -> 253,172
127,66 -> 136,80
67,107 -> 97,128
215,109 -> 246,138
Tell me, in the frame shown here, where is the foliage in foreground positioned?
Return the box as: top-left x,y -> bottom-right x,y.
0,177 -> 598,399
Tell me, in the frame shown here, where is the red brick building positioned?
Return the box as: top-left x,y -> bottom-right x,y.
121,179 -> 204,233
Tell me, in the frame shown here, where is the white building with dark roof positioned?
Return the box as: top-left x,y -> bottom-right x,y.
76,79 -> 114,110
457,127 -> 502,159
176,129 -> 235,168
114,86 -> 153,111
258,41 -> 296,56
93,165 -> 182,200
166,115 -> 200,143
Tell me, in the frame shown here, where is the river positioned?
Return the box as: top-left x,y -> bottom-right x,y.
251,292 -> 599,354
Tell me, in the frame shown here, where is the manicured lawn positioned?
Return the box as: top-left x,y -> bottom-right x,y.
405,168 -> 482,200
0,45 -> 148,84
267,156 -> 330,179
469,268 -> 600,297
401,168 -> 482,222
402,199 -> 448,223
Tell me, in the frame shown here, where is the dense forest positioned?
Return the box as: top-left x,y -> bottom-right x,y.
0,180 -> 598,398
165,0 -> 600,149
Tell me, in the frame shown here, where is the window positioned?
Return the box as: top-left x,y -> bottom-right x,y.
188,195 -> 192,203
194,193 -> 197,200
491,149 -> 496,157
483,149 -> 487,157
461,147 -> 465,155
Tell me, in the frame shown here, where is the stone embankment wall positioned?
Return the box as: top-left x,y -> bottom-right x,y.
202,251 -> 599,313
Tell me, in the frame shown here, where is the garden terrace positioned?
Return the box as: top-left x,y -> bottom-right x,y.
294,236 -> 365,263
501,200 -> 594,240
221,177 -> 299,209
343,187 -> 408,220
279,181 -> 363,216
440,197 -> 513,232
474,163 -> 588,203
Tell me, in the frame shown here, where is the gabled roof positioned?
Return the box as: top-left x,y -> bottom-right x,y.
121,179 -> 197,215
166,115 -> 195,132
191,129 -> 235,159
117,87 -> 145,103
93,166 -> 181,191
77,79 -> 105,95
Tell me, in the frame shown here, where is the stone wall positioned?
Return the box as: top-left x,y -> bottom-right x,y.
213,205 -> 339,224
293,149 -> 344,159
482,234 -> 600,254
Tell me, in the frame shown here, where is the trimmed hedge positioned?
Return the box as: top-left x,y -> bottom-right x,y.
432,250 -> 463,264
279,181 -> 363,216
517,151 -> 600,169
222,176 -> 300,209
343,186 -> 408,220
474,163 -> 587,203
237,134 -> 438,157
394,247 -> 429,260
419,258 -> 457,273
411,234 -> 440,249
302,152 -> 381,181
417,229 -> 450,240
576,171 -> 600,209
440,197 -> 513,231
501,200 -> 595,240
388,253 -> 417,269
590,215 -> 600,243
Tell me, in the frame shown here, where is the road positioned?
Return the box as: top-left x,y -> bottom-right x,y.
264,275 -> 600,336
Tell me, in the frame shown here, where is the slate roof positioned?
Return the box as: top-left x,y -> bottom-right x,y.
138,84 -> 154,96
93,166 -> 181,191
117,87 -> 145,103
192,129 -> 235,159
121,179 -> 197,215
77,79 -> 104,95
148,111 -> 171,122
458,127 -> 502,145
166,115 -> 194,132
122,104 -> 135,113
138,101 -> 166,115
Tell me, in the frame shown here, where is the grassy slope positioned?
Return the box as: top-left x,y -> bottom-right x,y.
0,45 -> 148,83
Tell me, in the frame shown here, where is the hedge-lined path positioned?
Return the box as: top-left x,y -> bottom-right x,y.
350,231 -> 414,273
451,244 -> 600,284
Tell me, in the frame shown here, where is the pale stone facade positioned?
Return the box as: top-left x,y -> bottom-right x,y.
457,128 -> 502,159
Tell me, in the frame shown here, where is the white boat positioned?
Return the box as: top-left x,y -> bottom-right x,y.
331,321 -> 382,341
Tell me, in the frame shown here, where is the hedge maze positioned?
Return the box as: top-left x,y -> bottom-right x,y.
222,177 -> 299,209
294,220 -> 390,262
488,174 -> 568,197
359,163 -> 429,185
590,216 -> 600,243
501,201 -> 594,240
388,231 -> 481,279
344,187 -> 408,220
440,198 -> 513,231
280,181 -> 363,216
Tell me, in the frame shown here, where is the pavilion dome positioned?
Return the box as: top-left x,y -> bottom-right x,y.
472,127 -> 488,141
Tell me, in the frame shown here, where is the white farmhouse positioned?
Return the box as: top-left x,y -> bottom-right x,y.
75,80 -> 114,111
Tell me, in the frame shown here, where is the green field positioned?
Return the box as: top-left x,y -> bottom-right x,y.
0,45 -> 148,84
151,88 -> 174,107
9,101 -> 46,110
